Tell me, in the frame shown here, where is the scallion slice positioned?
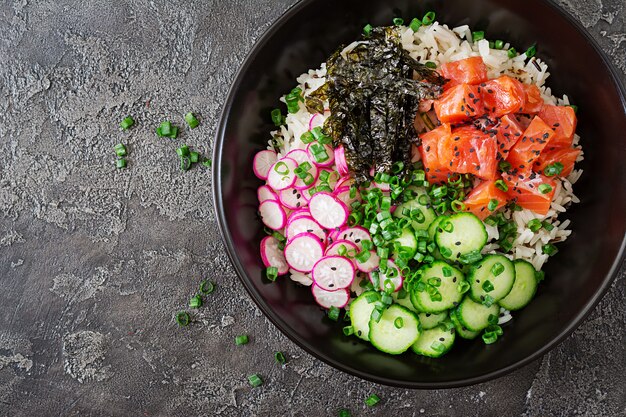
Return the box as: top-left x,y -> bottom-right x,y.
538,183 -> 553,194
120,116 -> 134,130
328,306 -> 340,321
114,143 -> 127,156
365,394 -> 380,407
189,295 -> 202,309
248,374 -> 263,387
175,311 -> 191,327
422,11 -> 435,25
409,18 -> 422,32
472,31 -> 485,42
199,280 -> 215,294
185,112 -> 199,129
274,351 -> 286,365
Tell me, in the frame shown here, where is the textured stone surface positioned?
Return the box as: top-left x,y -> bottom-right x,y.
0,0 -> 624,416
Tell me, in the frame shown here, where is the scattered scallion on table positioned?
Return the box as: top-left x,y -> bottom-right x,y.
120,116 -> 134,130
185,112 -> 199,129
189,294 -> 202,309
365,394 -> 380,407
175,311 -> 191,327
235,335 -> 249,346
274,351 -> 287,365
248,374 -> 263,388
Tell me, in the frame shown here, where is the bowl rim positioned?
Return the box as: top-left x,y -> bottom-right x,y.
212,0 -> 626,388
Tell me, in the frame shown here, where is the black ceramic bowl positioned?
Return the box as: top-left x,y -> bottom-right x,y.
213,0 -> 626,387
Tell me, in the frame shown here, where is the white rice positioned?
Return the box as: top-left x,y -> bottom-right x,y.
268,22 -> 582,285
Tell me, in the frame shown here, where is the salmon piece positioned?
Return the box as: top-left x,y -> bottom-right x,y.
534,146 -> 581,177
538,104 -> 577,148
464,179 -> 509,220
443,126 -> 498,180
522,84 -> 544,114
481,76 -> 527,118
418,124 -> 453,183
503,172 -> 556,215
506,116 -> 554,171
496,114 -> 524,156
434,84 -> 484,124
440,56 -> 488,87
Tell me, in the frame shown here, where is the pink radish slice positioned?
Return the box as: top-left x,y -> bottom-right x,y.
306,143 -> 335,167
334,186 -> 360,208
289,269 -> 313,286
253,150 -> 278,180
325,240 -> 359,258
334,175 -> 355,191
258,185 -> 279,203
335,226 -> 371,249
259,200 -> 287,230
279,187 -> 309,210
285,149 -> 319,190
312,285 -> 349,309
369,260 -> 404,292
267,157 -> 298,191
260,236 -> 288,275
356,250 -> 380,273
312,256 -> 355,290
286,217 -> 326,245
287,209 -> 311,223
284,233 -> 325,273
309,192 -> 348,229
308,113 -> 324,131
334,145 -> 349,176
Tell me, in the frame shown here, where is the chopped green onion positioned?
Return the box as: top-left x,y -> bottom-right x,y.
542,243 -> 558,256
425,61 -> 437,69
300,131 -> 315,144
365,394 -> 380,407
363,23 -> 373,36
427,277 -> 441,287
394,317 -> 404,329
482,331 -> 498,344
543,162 -> 564,177
488,199 -> 499,212
494,40 -> 504,49
273,161 -> 289,175
176,145 -> 190,158
393,17 -> 404,26
274,351 -> 286,365
175,311 -> 191,327
185,112 -> 199,129
525,44 -> 537,58
189,294 -> 203,308
431,341 -> 445,353
235,334 -> 249,345
488,40 -> 495,49
342,326 -> 354,336
457,281 -> 470,294
339,409 -> 351,417
271,108 -> 283,126
482,280 -> 494,292
114,143 -> 127,156
120,116 -> 135,130
116,158 -> 127,169
266,266 -> 279,281
189,151 -> 200,163
202,158 -> 212,167
248,374 -> 263,387
507,47 -> 517,58
538,183 -> 553,194
156,121 -> 178,139
451,200 -> 466,212
494,179 -> 508,192
442,266 -> 452,277
542,221 -> 555,231
328,306 -> 340,321
365,293 -> 379,303
491,262 -> 504,277
535,270 -> 545,282
527,219 -> 542,232
422,11 -> 435,25
199,280 -> 215,294
409,18 -> 422,32
459,250 -> 482,264
499,161 -> 512,172
482,294 -> 495,307
472,31 -> 485,42
370,308 -> 383,323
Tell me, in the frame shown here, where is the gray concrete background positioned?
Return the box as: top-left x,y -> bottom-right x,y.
0,0 -> 624,416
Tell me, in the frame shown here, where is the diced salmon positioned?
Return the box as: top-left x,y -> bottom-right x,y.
538,104 -> 577,149
480,76 -> 527,118
440,57 -> 488,87
434,84 -> 485,124
534,146 -> 581,177
502,172 -> 556,215
442,125 -> 498,180
418,124 -> 453,183
463,179 -> 509,220
506,116 -> 554,171
522,84 -> 544,114
496,114 -> 524,156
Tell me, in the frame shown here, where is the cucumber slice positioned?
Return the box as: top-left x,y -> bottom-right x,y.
499,260 -> 539,311
454,296 -> 500,332
394,188 -> 437,231
410,261 -> 466,313
417,311 -> 448,330
350,291 -> 380,341
392,290 -> 417,312
450,310 -> 480,339
411,322 -> 456,358
393,227 -> 418,259
428,215 -> 448,241
369,305 -> 420,355
469,254 -> 515,303
435,212 -> 487,261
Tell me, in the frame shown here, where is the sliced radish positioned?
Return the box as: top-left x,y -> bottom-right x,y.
285,150 -> 318,190
253,150 -> 278,180
325,240 -> 358,258
259,200 -> 287,230
334,186 -> 360,208
279,187 -> 309,210
334,145 -> 349,176
309,192 -> 348,229
284,233 -> 325,272
260,236 -> 288,275
312,256 -> 355,290
312,285 -> 349,309
335,226 -> 371,249
286,217 -> 326,245
287,209 -> 311,223
356,250 -> 380,273
289,269 -> 313,286
369,260 -> 404,292
267,157 -> 298,191
306,142 -> 335,167
308,113 -> 325,131
258,185 -> 278,203
334,175 -> 355,191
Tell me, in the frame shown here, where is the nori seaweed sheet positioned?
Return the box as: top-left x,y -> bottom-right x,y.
307,27 -> 445,181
